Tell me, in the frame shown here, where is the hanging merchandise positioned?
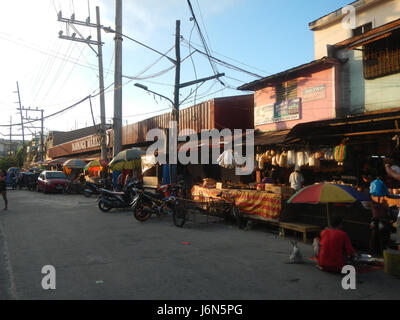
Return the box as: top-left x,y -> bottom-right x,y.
265,150 -> 272,163
309,153 -> 316,167
279,151 -> 288,168
217,149 -> 235,169
304,150 -> 312,166
334,144 -> 347,166
297,150 -> 305,167
256,153 -> 264,170
315,151 -> 324,160
287,150 -> 296,167
272,155 -> 277,166
309,153 -> 321,168
275,152 -> 281,167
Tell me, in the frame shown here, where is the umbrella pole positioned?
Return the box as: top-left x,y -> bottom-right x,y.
326,203 -> 332,228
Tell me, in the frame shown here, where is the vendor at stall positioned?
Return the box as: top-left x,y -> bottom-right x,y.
384,158 -> 400,250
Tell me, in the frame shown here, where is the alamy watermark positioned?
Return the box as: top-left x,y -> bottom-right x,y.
341,265 -> 356,290
41,265 -> 56,290
146,121 -> 255,176
342,5 -> 357,30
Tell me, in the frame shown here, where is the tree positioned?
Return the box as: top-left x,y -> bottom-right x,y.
0,146 -> 27,170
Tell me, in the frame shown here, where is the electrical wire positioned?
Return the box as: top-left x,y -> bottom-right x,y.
181,41 -> 264,79
186,0 -> 220,80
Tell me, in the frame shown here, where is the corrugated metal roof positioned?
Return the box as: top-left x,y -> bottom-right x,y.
237,57 -> 338,91
254,129 -> 291,146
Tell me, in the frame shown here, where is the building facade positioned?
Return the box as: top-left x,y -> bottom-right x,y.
238,57 -> 340,132
310,0 -> 400,114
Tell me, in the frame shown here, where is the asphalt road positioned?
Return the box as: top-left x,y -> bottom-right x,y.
0,189 -> 399,300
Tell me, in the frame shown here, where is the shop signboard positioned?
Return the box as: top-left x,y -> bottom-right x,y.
71,135 -> 100,152
255,98 -> 301,126
255,104 -> 274,126
302,84 -> 326,102
274,98 -> 301,122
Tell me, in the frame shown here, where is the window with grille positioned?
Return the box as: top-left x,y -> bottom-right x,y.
363,30 -> 400,79
353,22 -> 373,37
275,80 -> 297,103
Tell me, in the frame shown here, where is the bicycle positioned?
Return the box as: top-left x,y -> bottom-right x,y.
172,190 -> 244,228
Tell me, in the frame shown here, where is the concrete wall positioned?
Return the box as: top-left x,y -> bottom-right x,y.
313,0 -> 400,59
337,48 -> 400,114
254,65 -> 338,132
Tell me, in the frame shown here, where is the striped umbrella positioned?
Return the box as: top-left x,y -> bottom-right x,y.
109,148 -> 145,171
288,183 -> 371,226
63,159 -> 87,169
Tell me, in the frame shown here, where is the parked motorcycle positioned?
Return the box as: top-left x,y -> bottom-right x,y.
83,179 -> 113,198
97,180 -> 141,212
133,183 -> 183,224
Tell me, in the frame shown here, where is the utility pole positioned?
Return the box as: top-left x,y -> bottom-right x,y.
174,20 -> 181,127
15,81 -> 25,149
113,0 -> 123,157
21,108 -> 45,161
41,109 -> 44,161
9,116 -> 12,156
96,6 -> 107,161
57,8 -> 107,160
171,20 -> 181,184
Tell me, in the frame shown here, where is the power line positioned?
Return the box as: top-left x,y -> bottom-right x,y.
186,0 -> 220,79
181,41 -> 264,79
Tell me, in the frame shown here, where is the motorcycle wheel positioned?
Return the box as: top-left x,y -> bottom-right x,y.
83,190 -> 92,198
133,205 -> 152,222
98,199 -> 112,212
172,204 -> 186,228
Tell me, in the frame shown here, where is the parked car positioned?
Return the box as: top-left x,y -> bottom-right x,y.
37,171 -> 69,193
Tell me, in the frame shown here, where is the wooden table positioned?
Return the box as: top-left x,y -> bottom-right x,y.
279,222 -> 321,243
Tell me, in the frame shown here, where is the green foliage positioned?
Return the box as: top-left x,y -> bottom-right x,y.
0,146 -> 27,170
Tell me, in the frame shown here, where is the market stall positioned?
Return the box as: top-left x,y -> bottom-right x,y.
191,184 -> 293,222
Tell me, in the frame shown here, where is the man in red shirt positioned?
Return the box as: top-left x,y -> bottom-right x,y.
314,216 -> 355,273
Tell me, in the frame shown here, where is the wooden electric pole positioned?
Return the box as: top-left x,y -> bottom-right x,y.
113,0 -> 123,157
15,82 -> 25,149
57,7 -> 108,161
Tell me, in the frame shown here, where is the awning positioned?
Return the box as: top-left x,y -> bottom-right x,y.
335,18 -> 400,50
47,157 -> 70,165
285,109 -> 400,144
254,129 -> 291,146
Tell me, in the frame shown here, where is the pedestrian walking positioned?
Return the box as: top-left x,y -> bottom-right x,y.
0,170 -> 8,210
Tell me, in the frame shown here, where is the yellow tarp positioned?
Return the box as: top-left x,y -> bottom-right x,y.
191,185 -> 282,221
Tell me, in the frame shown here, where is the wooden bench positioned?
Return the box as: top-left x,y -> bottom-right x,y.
279,222 -> 321,243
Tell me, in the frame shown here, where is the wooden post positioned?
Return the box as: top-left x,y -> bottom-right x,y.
326,203 -> 332,227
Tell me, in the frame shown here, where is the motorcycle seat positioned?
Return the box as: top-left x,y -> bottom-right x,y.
100,189 -> 125,196
144,191 -> 163,200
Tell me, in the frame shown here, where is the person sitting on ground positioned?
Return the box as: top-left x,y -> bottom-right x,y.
313,216 -> 355,273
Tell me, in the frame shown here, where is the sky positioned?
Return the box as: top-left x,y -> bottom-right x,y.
0,0 -> 352,140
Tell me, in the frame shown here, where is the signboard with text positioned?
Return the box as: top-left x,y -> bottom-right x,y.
302,85 -> 326,102
255,98 -> 301,126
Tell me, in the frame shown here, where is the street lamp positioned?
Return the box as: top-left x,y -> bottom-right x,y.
134,83 -> 176,184
134,83 -> 174,106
